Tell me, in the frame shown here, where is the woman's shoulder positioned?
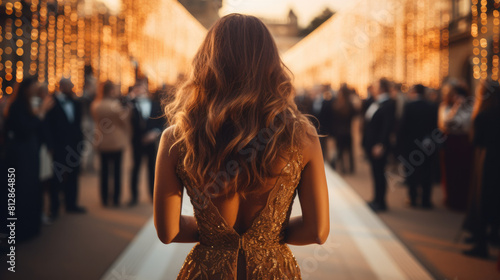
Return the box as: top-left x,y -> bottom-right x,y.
159,125 -> 182,159
295,120 -> 320,166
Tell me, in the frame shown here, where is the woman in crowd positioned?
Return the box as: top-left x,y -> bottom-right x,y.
332,84 -> 356,174
37,83 -> 55,225
438,81 -> 473,211
91,81 -> 131,207
3,77 -> 54,241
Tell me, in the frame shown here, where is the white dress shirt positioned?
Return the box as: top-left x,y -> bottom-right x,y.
56,93 -> 75,123
136,97 -> 152,120
365,93 -> 390,121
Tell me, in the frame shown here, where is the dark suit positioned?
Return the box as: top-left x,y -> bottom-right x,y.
3,101 -> 44,240
361,96 -> 375,116
315,98 -> 336,168
397,99 -> 438,206
318,98 -> 336,137
362,97 -> 396,208
130,98 -> 165,202
46,94 -> 83,215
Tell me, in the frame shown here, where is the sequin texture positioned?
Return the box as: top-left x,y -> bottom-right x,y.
175,144 -> 304,280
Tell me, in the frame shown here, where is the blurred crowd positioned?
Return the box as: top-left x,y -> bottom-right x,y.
0,71 -> 499,265
295,78 -> 500,260
0,68 -> 170,243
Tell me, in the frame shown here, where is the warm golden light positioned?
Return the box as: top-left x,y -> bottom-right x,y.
283,0 -> 449,95
2,0 -> 497,97
0,0 -> 206,96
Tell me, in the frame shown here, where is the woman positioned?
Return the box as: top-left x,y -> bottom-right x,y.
91,81 -> 131,207
463,80 -> 500,258
438,82 -> 473,211
154,14 -> 330,280
332,84 -> 357,174
37,83 -> 55,224
4,77 -> 54,241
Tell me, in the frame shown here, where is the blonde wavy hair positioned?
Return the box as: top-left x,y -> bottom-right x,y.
164,14 -> 317,197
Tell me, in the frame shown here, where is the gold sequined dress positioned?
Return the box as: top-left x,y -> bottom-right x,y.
175,145 -> 304,280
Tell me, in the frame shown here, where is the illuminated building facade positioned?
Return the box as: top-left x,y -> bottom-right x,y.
283,0 -> 451,97
0,0 -> 206,99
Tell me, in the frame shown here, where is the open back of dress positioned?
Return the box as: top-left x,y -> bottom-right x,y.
175,144 -> 304,280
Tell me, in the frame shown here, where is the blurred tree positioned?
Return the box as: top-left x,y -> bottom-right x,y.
299,8 -> 336,37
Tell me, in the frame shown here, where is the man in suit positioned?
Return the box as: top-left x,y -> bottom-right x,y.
129,81 -> 165,206
46,78 -> 86,217
361,85 -> 375,116
362,78 -> 396,212
398,85 -> 438,208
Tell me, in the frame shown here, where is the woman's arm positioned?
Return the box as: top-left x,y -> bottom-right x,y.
285,125 -> 330,245
153,126 -> 199,244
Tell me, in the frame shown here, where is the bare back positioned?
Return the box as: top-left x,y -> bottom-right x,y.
174,142 -> 304,279
207,153 -> 296,235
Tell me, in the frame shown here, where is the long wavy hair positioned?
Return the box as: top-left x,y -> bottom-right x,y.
164,14 -> 316,197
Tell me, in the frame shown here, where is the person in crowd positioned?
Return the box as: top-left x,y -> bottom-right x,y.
0,89 -> 9,230
349,88 -> 363,114
80,65 -> 98,173
397,84 -> 438,209
316,84 -> 336,168
438,81 -> 473,211
425,87 -> 442,184
391,83 -> 407,126
3,77 -> 54,241
360,85 -> 375,146
383,82 -> 402,174
91,81 -> 131,207
46,78 -> 87,217
462,80 -> 500,259
361,85 -> 375,116
129,79 -> 165,206
426,88 -> 442,105
390,82 -> 406,151
332,84 -> 356,174
362,78 -> 396,212
37,83 -> 55,225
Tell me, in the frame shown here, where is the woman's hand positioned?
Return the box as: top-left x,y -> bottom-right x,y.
285,124 -> 330,245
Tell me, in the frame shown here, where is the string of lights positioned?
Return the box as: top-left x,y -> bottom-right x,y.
440,0 -> 450,81
480,0 -> 488,80
0,0 -> 206,97
38,0 -> 47,83
6,0 -> 497,96
284,0 -> 447,95
0,0 -> 3,98
492,0 -> 500,81
4,1 -> 14,95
